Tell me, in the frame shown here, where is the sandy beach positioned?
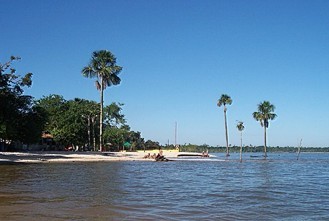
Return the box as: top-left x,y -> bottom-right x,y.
0,151 -> 210,164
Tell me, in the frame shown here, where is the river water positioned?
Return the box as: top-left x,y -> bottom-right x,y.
0,153 -> 328,220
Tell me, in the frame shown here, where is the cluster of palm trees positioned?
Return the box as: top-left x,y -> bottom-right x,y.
217,94 -> 277,159
81,50 -> 277,157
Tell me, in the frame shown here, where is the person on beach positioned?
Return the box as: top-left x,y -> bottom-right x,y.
144,153 -> 151,159
155,148 -> 165,161
202,150 -> 209,157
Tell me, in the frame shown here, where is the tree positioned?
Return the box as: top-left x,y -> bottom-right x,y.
82,50 -> 122,151
103,102 -> 129,151
36,95 -> 68,148
37,95 -> 130,151
252,101 -> 277,159
103,102 -> 126,127
217,94 -> 232,157
103,126 -> 127,151
236,121 -> 245,162
0,56 -> 46,149
17,104 -> 47,145
128,131 -> 144,151
145,140 -> 160,150
36,95 -> 99,150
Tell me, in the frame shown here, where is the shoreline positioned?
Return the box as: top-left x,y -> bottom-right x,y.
0,151 -> 212,164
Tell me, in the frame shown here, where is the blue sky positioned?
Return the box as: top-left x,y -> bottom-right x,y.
1,0 -> 328,147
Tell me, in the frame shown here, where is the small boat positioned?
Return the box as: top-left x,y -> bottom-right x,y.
177,153 -> 209,158
177,154 -> 203,157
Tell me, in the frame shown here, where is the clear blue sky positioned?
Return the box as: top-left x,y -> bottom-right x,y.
1,0 -> 328,147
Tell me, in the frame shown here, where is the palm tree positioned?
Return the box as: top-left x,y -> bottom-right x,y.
236,121 -> 245,162
252,101 -> 277,159
217,94 -> 232,157
82,50 -> 122,151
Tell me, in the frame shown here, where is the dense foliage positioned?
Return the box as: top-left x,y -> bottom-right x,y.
36,95 -> 146,151
0,56 -> 47,150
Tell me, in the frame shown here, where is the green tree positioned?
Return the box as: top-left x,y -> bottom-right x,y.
37,96 -> 130,151
0,56 -> 46,149
145,140 -> 160,150
128,131 -> 144,151
217,94 -> 232,157
236,121 -> 245,162
62,99 -> 96,148
36,95 -> 68,148
82,50 -> 122,151
103,126 -> 127,151
104,102 -> 126,127
36,95 -> 99,150
17,104 -> 47,145
252,101 -> 277,159
103,102 -> 129,151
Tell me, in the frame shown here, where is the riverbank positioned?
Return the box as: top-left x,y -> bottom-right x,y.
0,151 -> 212,163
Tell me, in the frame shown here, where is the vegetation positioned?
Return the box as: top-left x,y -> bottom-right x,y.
82,50 -> 122,151
178,144 -> 329,153
0,56 -> 47,150
0,53 -> 162,152
217,94 -> 232,157
253,101 -> 277,159
36,95 -> 145,151
36,95 -> 98,150
2,53 -> 328,154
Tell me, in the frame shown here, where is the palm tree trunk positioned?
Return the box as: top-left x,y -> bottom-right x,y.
224,107 -> 229,157
240,131 -> 242,162
264,125 -> 267,159
99,77 -> 104,152
87,115 -> 91,148
92,116 -> 96,151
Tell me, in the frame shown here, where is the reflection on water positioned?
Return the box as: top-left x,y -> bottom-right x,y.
0,153 -> 329,220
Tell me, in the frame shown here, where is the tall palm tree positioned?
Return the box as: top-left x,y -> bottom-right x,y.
236,121 -> 245,162
82,50 -> 122,151
252,101 -> 277,159
217,94 -> 232,157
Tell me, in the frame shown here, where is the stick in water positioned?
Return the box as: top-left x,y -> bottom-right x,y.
297,139 -> 302,160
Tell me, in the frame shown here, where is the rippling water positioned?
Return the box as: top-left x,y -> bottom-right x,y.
1,153 -> 329,220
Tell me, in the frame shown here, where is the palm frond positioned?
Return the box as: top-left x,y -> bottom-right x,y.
254,101 -> 276,128
95,80 -> 101,91
236,121 -> 245,131
269,113 -> 277,120
82,66 -> 97,78
83,50 -> 122,88
217,94 -> 232,107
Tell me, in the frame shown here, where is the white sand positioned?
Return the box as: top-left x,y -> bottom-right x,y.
0,151 -> 145,163
0,151 -> 212,163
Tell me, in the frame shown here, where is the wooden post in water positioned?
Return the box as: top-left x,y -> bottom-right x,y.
297,139 -> 302,160
239,131 -> 243,163
174,122 -> 177,148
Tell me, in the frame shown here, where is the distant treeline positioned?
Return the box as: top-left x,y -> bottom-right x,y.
176,144 -> 329,153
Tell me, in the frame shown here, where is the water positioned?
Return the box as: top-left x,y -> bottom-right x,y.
1,153 -> 329,220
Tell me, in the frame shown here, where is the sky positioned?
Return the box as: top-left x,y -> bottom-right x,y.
1,0 -> 329,147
